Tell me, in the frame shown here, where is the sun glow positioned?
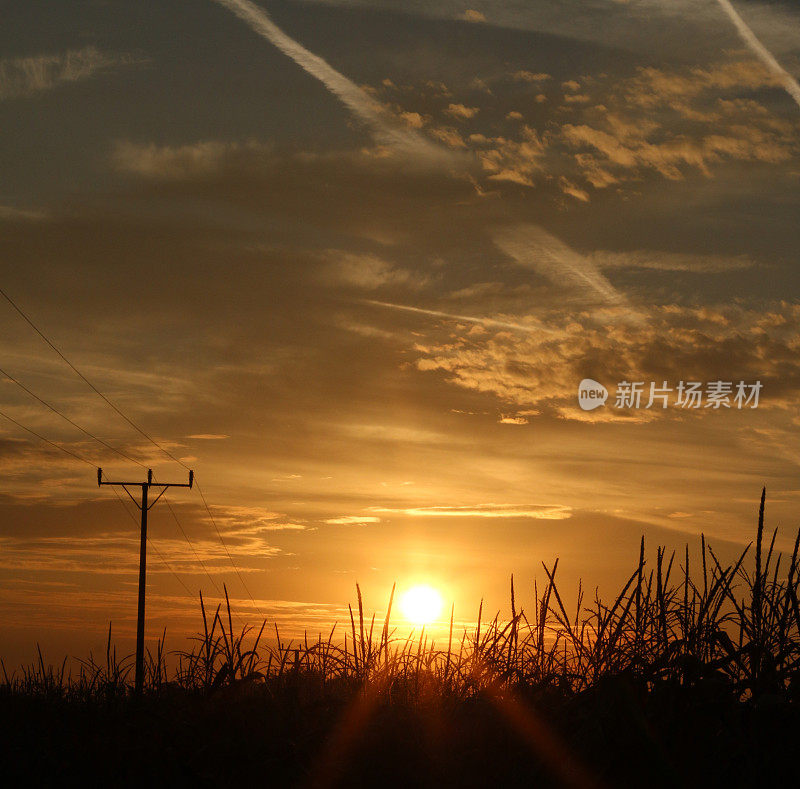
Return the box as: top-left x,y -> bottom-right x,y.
399,584 -> 443,626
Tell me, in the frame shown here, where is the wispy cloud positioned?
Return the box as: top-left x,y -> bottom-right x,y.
325,515 -> 381,525
499,415 -> 529,425
211,0 -> 455,164
458,10 -> 487,24
715,0 -> 800,109
369,504 -> 572,519
321,252 -> 429,290
111,139 -> 273,179
444,102 -> 480,120
589,249 -> 755,273
493,225 -> 629,309
0,530 -> 280,575
0,205 -> 48,222
0,47 -> 141,100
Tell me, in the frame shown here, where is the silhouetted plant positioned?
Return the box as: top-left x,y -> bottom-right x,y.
4,490 -> 799,707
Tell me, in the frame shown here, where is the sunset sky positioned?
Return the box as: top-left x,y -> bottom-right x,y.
2,0 -> 799,664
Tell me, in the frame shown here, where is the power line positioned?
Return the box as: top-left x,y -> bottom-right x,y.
108,482 -> 195,598
0,361 -> 224,598
0,364 -> 144,468
0,285 -> 187,469
109,475 -> 252,627
194,478 -> 264,617
0,407 -> 195,598
147,540 -> 195,597
0,406 -> 94,467
0,285 -> 263,618
107,473 -> 254,628
0,405 -> 259,634
162,492 -> 222,595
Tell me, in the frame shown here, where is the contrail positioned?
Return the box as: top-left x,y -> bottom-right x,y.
211,0 -> 454,162
212,2 -> 637,315
493,224 -> 627,308
364,300 -> 552,334
716,0 -> 800,109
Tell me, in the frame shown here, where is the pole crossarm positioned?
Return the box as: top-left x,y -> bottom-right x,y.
96,466 -> 194,693
98,467 -> 193,490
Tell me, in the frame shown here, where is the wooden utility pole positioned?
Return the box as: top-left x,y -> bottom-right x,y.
97,466 -> 193,694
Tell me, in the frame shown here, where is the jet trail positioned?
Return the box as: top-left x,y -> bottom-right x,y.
493,225 -> 627,308
716,0 -> 800,109
212,2 -> 635,311
364,300 -> 552,334
211,0 -> 453,162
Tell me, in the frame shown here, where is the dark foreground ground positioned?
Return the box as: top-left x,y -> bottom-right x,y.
3,675 -> 799,788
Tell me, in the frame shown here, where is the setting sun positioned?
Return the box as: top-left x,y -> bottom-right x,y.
399,585 -> 443,626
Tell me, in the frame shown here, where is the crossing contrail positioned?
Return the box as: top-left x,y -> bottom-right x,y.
493,225 -> 628,308
364,300 -> 553,334
715,0 -> 800,109
210,1 -> 640,308
211,0 -> 455,163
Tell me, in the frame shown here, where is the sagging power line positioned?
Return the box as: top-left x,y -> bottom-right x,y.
0,364 -> 143,467
0,360 -> 224,597
0,407 -> 197,600
0,286 -> 187,468
0,284 -> 264,617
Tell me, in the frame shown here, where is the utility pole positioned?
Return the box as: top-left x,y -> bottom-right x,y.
97,466 -> 193,694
